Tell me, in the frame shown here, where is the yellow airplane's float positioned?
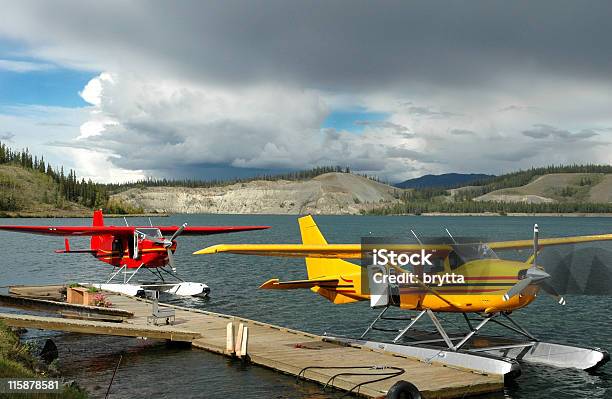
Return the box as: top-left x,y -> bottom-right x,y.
195,216 -> 610,379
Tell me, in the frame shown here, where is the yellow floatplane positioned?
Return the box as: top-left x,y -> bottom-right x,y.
195,216 -> 610,376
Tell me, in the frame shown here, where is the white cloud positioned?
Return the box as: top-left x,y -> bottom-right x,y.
0,103 -> 148,183
0,104 -> 86,168
49,70 -> 611,182
57,73 -> 428,181
66,148 -> 145,183
0,59 -> 54,72
79,72 -> 114,106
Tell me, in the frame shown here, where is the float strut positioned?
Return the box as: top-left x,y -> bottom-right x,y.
426,309 -> 455,349
106,265 -> 126,284
360,307 -> 389,339
452,313 -> 496,351
125,263 -> 144,284
393,310 -> 426,343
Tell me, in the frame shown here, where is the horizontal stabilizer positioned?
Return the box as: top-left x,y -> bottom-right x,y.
259,278 -> 340,290
54,249 -> 97,254
55,239 -> 96,253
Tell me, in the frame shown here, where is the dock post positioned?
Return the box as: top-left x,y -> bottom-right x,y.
235,323 -> 244,356
239,326 -> 249,359
226,322 -> 235,355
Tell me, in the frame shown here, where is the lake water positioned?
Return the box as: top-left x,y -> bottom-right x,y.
1,214 -> 611,398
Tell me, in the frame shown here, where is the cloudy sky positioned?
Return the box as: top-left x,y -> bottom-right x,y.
0,1 -> 611,183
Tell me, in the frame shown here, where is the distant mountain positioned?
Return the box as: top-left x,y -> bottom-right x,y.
395,173 -> 494,189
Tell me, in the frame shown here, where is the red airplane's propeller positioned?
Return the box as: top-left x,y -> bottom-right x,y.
169,223 -> 187,243
144,223 -> 188,272
163,223 -> 187,272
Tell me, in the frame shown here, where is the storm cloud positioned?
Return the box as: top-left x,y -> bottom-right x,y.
522,124 -> 601,142
2,1 -> 611,89
1,1 -> 611,181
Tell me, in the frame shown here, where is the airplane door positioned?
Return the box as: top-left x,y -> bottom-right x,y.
128,236 -> 138,259
112,239 -> 124,257
368,264 -> 401,308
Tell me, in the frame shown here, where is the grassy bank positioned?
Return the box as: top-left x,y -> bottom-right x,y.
0,322 -> 87,398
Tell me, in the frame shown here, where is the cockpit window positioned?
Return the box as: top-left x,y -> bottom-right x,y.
424,257 -> 445,273
135,228 -> 163,238
448,243 -> 498,270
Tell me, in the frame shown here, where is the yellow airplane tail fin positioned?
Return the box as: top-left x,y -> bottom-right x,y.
298,215 -> 361,280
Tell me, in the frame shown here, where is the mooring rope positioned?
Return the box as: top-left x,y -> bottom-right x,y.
297,364 -> 405,397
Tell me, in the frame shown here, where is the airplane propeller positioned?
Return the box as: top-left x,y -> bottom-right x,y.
167,248 -> 177,272
164,223 -> 187,272
169,223 -> 187,243
502,224 -> 566,305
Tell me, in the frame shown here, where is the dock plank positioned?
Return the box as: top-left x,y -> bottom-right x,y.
0,312 -> 200,341
0,293 -> 133,320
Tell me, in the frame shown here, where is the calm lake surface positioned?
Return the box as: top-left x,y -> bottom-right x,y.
1,214 -> 611,398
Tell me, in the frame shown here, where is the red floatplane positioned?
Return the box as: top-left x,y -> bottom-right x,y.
0,210 -> 269,297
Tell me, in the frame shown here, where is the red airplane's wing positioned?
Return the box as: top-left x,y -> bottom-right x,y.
0,225 -> 269,237
0,226 -> 135,236
156,226 -> 270,236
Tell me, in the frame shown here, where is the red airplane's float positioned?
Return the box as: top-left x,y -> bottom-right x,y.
0,210 -> 269,297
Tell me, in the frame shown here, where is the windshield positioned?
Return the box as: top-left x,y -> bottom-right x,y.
135,228 -> 163,239
448,243 -> 498,270
452,243 -> 498,261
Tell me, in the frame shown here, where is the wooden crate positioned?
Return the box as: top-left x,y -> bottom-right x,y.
66,287 -> 94,305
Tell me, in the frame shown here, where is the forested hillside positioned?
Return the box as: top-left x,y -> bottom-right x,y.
370,165 -> 612,215
395,173 -> 493,189
0,142 -> 110,214
457,165 -> 612,200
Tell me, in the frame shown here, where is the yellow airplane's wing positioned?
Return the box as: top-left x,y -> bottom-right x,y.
194,244 -> 363,258
195,234 -> 612,259
488,234 -> 612,250
194,243 -> 450,259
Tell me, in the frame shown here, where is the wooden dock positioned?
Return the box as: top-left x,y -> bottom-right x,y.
0,291 -> 503,398
0,312 -> 201,341
0,293 -> 134,322
9,285 -> 65,301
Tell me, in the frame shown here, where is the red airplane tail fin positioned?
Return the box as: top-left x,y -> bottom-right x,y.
93,209 -> 105,227
90,210 -> 105,250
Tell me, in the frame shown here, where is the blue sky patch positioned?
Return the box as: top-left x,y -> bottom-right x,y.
322,109 -> 388,133
0,66 -> 96,108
